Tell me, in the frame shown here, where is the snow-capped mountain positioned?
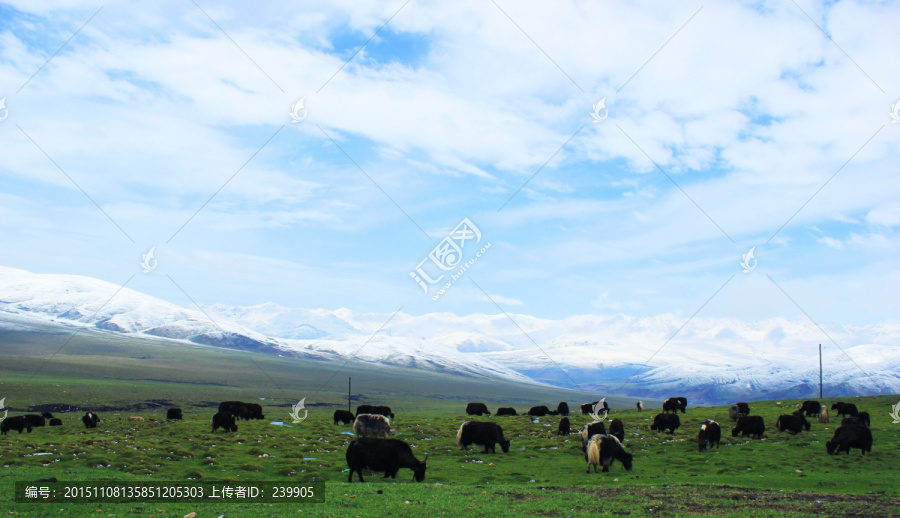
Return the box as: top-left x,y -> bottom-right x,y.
2,265 -> 899,404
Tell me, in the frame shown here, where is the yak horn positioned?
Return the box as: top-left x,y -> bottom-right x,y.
423,453 -> 429,462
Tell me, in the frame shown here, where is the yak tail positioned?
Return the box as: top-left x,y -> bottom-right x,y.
587,437 -> 601,469
456,422 -> 467,447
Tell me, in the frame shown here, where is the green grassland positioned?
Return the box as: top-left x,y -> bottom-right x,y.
1,329 -> 899,517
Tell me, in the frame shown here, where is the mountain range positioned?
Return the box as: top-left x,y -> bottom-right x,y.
1,265 -> 898,405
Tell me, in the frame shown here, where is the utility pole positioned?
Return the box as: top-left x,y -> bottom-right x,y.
819,344 -> 823,399
348,377 -> 352,413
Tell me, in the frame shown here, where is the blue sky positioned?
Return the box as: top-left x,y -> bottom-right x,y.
0,0 -> 898,327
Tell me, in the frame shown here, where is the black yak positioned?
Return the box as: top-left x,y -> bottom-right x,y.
557,417 -> 571,435
166,408 -> 183,420
830,402 -> 858,417
82,412 -> 100,429
735,402 -> 750,416
799,401 -> 821,417
698,420 -> 721,452
776,413 -> 810,434
211,411 -> 238,433
1,416 -> 33,434
345,438 -> 427,483
585,434 -> 633,473
826,424 -> 872,455
496,407 -> 518,416
662,398 -> 684,414
23,415 -> 46,427
581,400 -> 609,415
41,412 -> 54,419
333,409 -> 355,425
465,403 -> 491,416
353,414 -> 394,438
218,401 -> 264,420
528,405 -> 551,417
557,402 -> 569,416
609,418 -> 625,442
856,411 -> 871,427
356,405 -> 394,419
457,421 -> 510,453
581,421 -> 607,451
49,418 -> 62,426
650,413 -> 680,434
732,415 -> 765,439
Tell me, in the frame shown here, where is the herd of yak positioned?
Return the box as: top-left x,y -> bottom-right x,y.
0,397 -> 876,483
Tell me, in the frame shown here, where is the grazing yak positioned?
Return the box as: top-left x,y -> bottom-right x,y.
650,413 -> 680,434
356,405 -> 394,419
41,412 -> 54,419
465,403 -> 491,416
1,416 -> 33,434
557,402 -> 569,416
345,438 -> 427,483
353,414 -> 395,439
528,405 -> 551,417
585,434 -> 633,473
457,421 -> 511,453
219,401 -> 265,421
776,413 -> 810,434
211,412 -> 238,433
82,412 -> 100,429
333,409 -> 355,425
818,407 -> 830,423
830,402 -> 858,417
609,418 -> 625,442
636,401 -> 643,412
496,407 -> 518,416
166,408 -> 183,420
49,418 -> 62,426
581,422 -> 607,452
23,415 -> 46,427
128,416 -> 144,422
826,424 -> 872,455
698,420 -> 721,452
662,398 -> 685,414
735,402 -> 750,416
581,400 -> 609,415
732,415 -> 765,439
557,417 -> 571,435
799,401 -> 821,417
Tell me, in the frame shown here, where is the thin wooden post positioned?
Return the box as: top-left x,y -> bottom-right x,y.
819,344 -> 823,399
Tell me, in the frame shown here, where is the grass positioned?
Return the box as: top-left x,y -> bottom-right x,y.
1,390 -> 899,517
1,330 -> 899,516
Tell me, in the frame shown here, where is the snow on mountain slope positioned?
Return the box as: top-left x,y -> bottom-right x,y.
0,266 -> 535,384
2,265 -> 899,403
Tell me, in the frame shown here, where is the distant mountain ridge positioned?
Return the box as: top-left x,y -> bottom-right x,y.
2,265 -> 898,404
